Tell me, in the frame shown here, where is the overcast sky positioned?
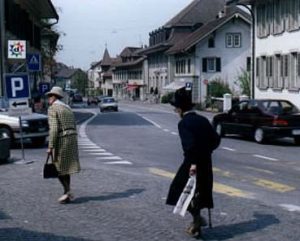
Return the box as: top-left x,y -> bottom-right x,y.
51,0 -> 193,70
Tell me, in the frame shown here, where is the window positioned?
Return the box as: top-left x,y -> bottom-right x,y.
226,33 -> 241,48
273,54 -> 283,89
289,52 -> 300,90
202,57 -> 221,73
247,57 -> 251,72
288,0 -> 300,31
208,36 -> 215,48
175,59 -> 186,74
266,56 -> 273,87
256,56 -> 268,89
273,0 -> 285,34
187,59 -> 191,73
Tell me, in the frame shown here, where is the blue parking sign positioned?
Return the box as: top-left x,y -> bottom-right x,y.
185,82 -> 192,90
39,82 -> 50,94
5,74 -> 30,99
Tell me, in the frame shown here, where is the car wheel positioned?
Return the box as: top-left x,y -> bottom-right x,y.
31,137 -> 46,147
215,123 -> 224,137
254,128 -> 265,143
115,107 -> 118,112
0,127 -> 13,140
294,136 -> 300,145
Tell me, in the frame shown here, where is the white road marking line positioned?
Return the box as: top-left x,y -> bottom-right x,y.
140,116 -> 162,128
253,154 -> 278,162
97,156 -> 122,160
163,129 -> 169,132
105,161 -> 133,165
81,149 -> 106,152
80,146 -> 104,149
78,143 -> 98,146
171,132 -> 178,135
89,152 -> 113,156
221,147 -> 236,151
279,204 -> 300,212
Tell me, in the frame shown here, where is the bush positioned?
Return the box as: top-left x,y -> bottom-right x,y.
208,78 -> 232,97
161,92 -> 174,104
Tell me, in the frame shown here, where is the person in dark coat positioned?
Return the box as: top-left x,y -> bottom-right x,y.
166,87 -> 220,237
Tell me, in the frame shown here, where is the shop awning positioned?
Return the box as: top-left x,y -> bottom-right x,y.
163,81 -> 186,91
126,85 -> 138,91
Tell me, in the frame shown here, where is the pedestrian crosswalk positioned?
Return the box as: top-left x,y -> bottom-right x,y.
77,111 -> 132,165
78,139 -> 132,165
148,167 -> 299,213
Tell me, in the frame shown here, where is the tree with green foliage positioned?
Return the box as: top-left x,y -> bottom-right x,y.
234,69 -> 251,97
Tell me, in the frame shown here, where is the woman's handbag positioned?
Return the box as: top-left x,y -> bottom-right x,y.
173,175 -> 196,217
43,153 -> 58,179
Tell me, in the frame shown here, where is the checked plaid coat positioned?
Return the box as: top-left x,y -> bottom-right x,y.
48,101 -> 80,175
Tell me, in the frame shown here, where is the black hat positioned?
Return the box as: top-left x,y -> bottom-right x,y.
170,87 -> 193,111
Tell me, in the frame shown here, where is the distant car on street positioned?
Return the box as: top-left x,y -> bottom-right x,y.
87,96 -> 99,105
72,93 -> 83,103
0,109 -> 49,147
99,97 -> 118,112
212,99 -> 300,144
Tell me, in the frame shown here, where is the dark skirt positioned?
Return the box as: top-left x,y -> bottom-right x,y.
166,160 -> 214,209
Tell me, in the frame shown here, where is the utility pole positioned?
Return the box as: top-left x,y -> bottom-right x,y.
0,0 -> 5,97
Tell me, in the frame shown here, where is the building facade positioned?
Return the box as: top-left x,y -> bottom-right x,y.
235,0 -> 300,107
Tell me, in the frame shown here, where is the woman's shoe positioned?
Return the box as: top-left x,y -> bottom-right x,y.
185,225 -> 202,237
58,194 -> 70,204
67,192 -> 74,201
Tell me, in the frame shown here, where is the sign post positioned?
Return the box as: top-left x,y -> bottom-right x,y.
5,73 -> 32,164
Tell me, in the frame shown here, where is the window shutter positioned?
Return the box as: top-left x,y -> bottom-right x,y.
202,58 -> 207,72
216,58 -> 221,72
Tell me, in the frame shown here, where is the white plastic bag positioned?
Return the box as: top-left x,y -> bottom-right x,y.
173,175 -> 196,217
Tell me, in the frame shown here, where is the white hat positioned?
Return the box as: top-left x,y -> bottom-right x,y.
45,86 -> 64,99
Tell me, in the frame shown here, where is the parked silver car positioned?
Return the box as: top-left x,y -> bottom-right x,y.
0,109 -> 49,146
0,132 -> 10,163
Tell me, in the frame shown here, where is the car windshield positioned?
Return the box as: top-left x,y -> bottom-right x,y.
103,98 -> 115,103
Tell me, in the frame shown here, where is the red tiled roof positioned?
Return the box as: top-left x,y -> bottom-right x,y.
164,0 -> 224,28
166,7 -> 251,54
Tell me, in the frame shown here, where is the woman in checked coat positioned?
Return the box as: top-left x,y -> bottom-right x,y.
166,87 -> 220,237
46,86 -> 80,204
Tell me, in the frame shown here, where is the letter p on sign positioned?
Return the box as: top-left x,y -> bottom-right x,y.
11,77 -> 24,97
5,74 -> 30,99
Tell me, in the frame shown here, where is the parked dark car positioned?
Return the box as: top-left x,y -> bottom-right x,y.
72,93 -> 83,103
212,99 -> 300,144
87,96 -> 99,105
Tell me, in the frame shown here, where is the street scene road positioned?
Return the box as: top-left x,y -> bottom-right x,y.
1,101 -> 299,241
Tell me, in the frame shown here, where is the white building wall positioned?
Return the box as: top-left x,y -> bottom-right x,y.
255,29 -> 300,107
195,18 -> 251,103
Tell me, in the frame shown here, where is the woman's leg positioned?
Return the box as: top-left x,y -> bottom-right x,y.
58,175 -> 70,194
